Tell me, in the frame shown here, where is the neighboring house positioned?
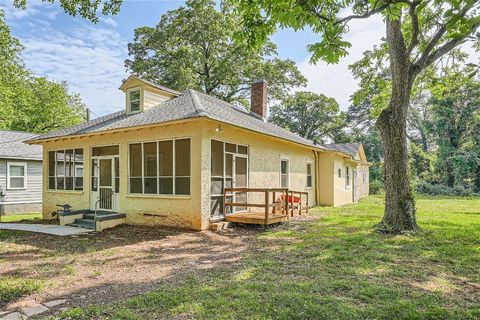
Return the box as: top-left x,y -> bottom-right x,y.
26,76 -> 369,230
0,130 -> 43,215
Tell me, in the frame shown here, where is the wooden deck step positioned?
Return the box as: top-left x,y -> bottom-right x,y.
225,212 -> 288,225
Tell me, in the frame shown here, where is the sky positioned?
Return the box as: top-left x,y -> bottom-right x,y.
0,1 -> 392,117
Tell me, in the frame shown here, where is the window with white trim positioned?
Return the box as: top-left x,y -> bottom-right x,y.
306,163 -> 312,188
127,88 -> 141,113
280,159 -> 289,188
48,149 -> 84,190
129,138 -> 191,195
346,166 -> 350,188
7,162 -> 27,189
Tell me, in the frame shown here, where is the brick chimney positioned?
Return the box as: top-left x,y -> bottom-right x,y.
251,80 -> 268,120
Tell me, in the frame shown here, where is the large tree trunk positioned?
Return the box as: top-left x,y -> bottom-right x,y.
375,18 -> 419,233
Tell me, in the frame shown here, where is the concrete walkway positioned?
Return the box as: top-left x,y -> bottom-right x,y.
1,299 -> 67,319
0,223 -> 91,236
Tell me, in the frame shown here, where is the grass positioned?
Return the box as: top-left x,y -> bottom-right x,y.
0,278 -> 42,305
52,195 -> 480,320
0,213 -> 42,223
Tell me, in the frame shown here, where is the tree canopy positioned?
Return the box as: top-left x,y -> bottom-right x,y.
0,11 -> 86,133
126,0 -> 306,107
12,0 -> 122,22
269,91 -> 345,144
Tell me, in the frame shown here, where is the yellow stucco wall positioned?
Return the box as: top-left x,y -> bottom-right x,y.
41,120 -> 204,230
200,121 -> 317,214
358,163 -> 370,198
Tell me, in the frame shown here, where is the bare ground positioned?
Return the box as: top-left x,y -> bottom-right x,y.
1,218 -> 314,314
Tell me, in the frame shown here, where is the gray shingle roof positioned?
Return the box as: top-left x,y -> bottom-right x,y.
0,130 -> 43,160
27,89 -> 325,150
322,143 -> 362,159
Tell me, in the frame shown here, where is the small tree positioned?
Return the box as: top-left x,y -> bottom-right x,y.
231,0 -> 480,233
269,91 -> 345,143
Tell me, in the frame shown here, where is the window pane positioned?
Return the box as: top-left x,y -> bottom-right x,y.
65,149 -> 74,177
211,140 -> 224,177
225,153 -> 233,177
10,177 -> 24,188
56,177 -> 65,190
307,163 -> 312,175
48,151 -> 55,177
281,174 -> 288,188
56,150 -> 65,176
144,142 -> 157,176
144,177 -> 157,194
175,177 -> 190,195
99,159 -> 112,187
92,177 -> 98,192
114,157 -> 119,193
211,177 -> 223,195
159,177 -> 173,194
307,176 -> 312,188
225,143 -> 236,153
130,100 -> 140,112
238,145 -> 248,155
235,157 -> 247,187
158,141 -> 173,176
130,177 -> 142,193
129,89 -> 140,101
9,165 -> 24,176
210,196 -> 224,217
65,177 -> 73,190
281,160 -> 288,174
49,177 -> 56,189
75,177 -> 83,190
175,139 -> 190,176
129,144 -> 142,176
92,146 -> 119,156
91,159 -> 98,191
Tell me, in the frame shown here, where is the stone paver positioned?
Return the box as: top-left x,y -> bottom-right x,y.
43,299 -> 66,307
0,223 -> 90,236
21,304 -> 49,317
0,312 -> 25,320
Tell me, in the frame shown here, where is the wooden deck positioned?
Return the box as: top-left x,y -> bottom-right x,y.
223,188 -> 308,226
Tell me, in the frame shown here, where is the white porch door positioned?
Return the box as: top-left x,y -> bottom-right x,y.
90,156 -> 119,212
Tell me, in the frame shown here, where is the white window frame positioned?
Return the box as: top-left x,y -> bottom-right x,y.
7,162 -> 27,190
280,158 -> 289,188
127,87 -> 142,113
306,161 -> 313,189
127,137 -> 192,196
346,166 -> 351,189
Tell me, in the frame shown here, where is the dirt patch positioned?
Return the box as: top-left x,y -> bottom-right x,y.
0,224 -> 260,313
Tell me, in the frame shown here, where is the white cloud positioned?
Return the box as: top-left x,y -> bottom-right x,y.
299,15 -> 385,111
99,16 -> 118,28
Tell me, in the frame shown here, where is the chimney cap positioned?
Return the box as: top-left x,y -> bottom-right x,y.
253,79 -> 267,85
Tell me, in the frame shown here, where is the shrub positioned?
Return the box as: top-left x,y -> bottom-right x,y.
369,180 -> 384,195
414,181 -> 478,196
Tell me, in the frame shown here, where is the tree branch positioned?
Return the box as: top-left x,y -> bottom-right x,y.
406,1 -> 421,55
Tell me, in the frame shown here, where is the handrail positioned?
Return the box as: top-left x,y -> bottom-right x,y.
94,189 -> 114,220
224,188 -> 309,224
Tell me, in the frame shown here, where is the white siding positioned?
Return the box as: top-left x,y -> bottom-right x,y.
143,90 -> 170,110
0,159 -> 42,205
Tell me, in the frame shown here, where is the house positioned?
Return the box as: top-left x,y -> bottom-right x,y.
0,130 -> 43,215
26,76 -> 369,230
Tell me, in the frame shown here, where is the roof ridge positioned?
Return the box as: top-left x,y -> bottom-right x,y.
188,89 -> 208,117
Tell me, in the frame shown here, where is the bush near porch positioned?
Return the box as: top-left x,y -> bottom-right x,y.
53,195 -> 480,320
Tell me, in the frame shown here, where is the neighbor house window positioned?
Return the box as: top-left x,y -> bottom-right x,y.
7,162 -> 26,189
338,168 -> 342,178
306,163 -> 312,188
128,88 -> 141,113
346,166 -> 350,188
48,149 -> 83,190
280,159 -> 289,188
363,171 -> 367,184
128,138 -> 191,195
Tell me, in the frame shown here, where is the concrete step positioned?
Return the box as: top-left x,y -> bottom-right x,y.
70,218 -> 95,229
209,221 -> 232,231
66,222 -> 95,230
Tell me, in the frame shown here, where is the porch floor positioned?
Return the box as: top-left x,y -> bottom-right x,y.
225,212 -> 289,225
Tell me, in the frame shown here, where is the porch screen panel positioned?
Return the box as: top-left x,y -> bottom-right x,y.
48,151 -> 55,189
65,149 -> 74,190
74,149 -> 84,190
48,149 -> 83,191
144,142 -> 158,194
129,143 -> 142,193
175,139 -> 191,195
158,140 -> 173,194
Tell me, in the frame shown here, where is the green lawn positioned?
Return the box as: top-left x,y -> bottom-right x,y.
52,196 -> 479,319
0,213 -> 42,223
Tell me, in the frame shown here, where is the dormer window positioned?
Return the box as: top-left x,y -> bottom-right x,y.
128,87 -> 141,113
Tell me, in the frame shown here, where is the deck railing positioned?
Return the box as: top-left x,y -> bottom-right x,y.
224,188 -> 309,225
